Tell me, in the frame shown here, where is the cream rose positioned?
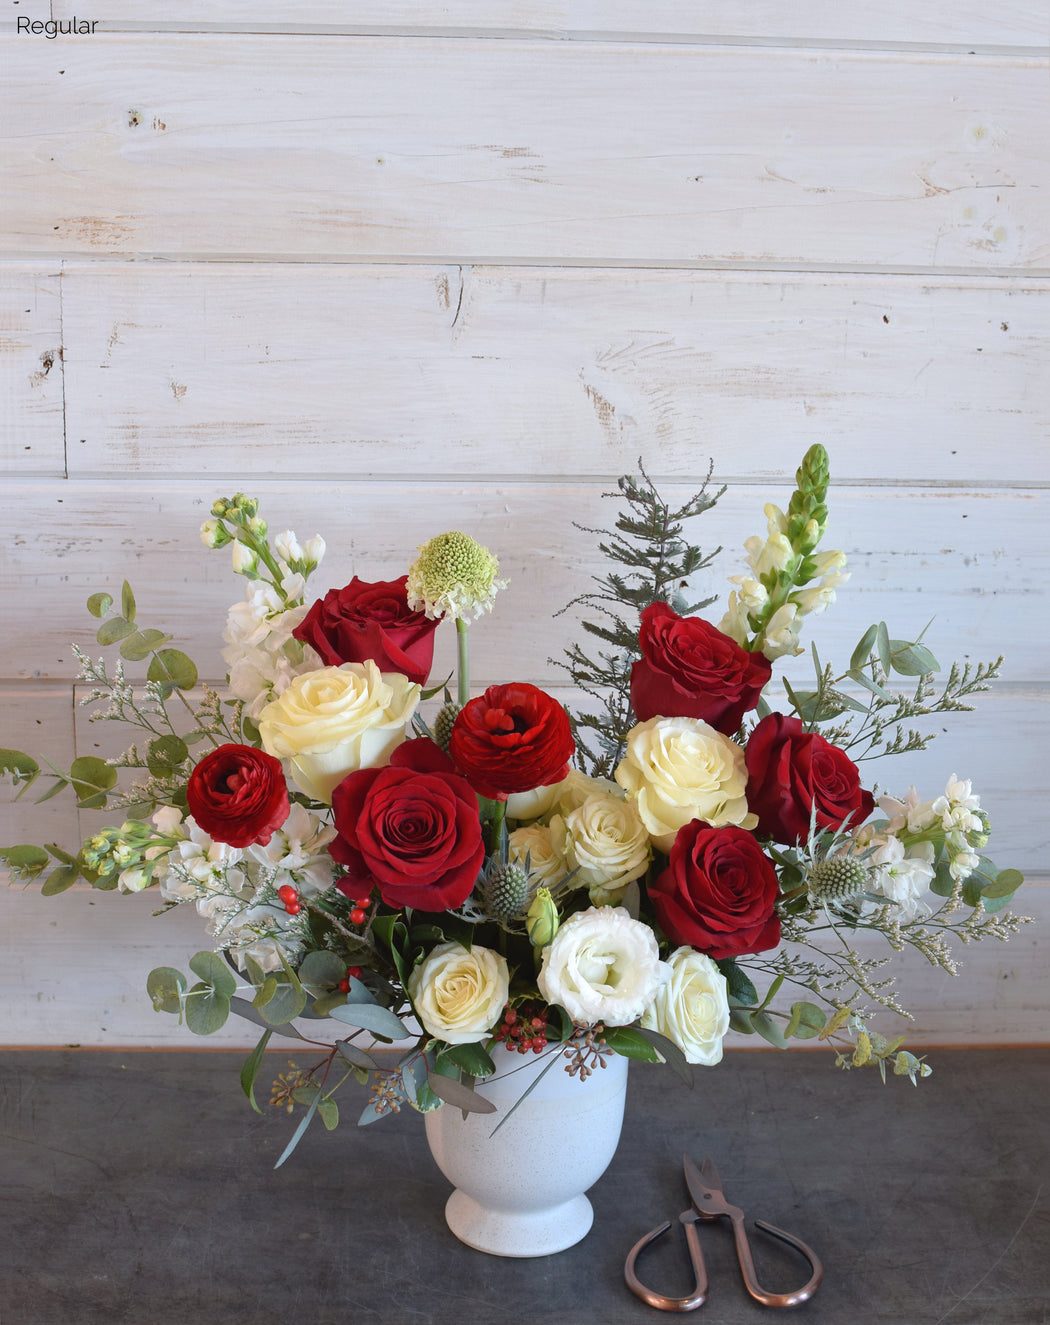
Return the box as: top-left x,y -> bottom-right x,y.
508,823 -> 570,888
408,941 -> 510,1045
258,661 -> 419,803
549,791 -> 651,906
552,768 -> 622,817
640,946 -> 730,1066
614,716 -> 755,853
537,906 -> 668,1026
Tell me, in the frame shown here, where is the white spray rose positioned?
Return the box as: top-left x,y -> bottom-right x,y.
641,947 -> 730,1066
508,823 -> 570,888
408,942 -> 510,1045
258,661 -> 419,803
614,716 -> 755,854
550,790 -> 651,906
538,906 -> 668,1027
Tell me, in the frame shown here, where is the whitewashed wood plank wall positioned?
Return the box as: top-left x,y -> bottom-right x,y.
1,4 -> 1047,1049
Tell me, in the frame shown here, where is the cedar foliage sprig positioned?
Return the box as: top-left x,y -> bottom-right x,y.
555,460 -> 725,778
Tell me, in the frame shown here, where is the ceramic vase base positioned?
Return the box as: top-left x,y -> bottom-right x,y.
444,1189 -> 594,1258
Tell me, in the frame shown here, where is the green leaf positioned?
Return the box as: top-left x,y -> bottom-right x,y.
749,1011 -> 789,1050
184,982 -> 231,1035
875,621 -> 891,673
929,858 -> 955,898
146,966 -> 187,1015
147,648 -> 198,691
425,1071 -> 498,1114
96,617 -> 136,646
719,959 -> 758,1007
120,629 -> 171,662
327,1001 -> 409,1042
274,1091 -> 321,1167
756,973 -> 785,1012
297,950 -> 347,993
0,748 -> 41,788
785,1001 -> 827,1041
849,624 -> 879,672
121,581 -> 137,622
601,1024 -> 661,1063
240,1029 -> 273,1114
318,1099 -> 339,1131
41,863 -> 80,895
442,1041 -> 496,1078
0,844 -> 50,880
86,591 -> 113,619
335,1039 -> 379,1071
146,735 -> 189,779
636,1027 -> 693,1086
70,756 -> 117,809
888,640 -> 939,677
34,777 -> 70,805
254,978 -> 308,1027
228,996 -> 308,1040
981,868 -> 1024,899
850,670 -> 893,702
188,949 -> 237,998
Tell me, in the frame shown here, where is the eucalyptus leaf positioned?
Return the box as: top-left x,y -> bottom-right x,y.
239,1029 -> 273,1113
121,580 -> 137,622
0,844 -> 50,879
146,966 -> 186,1015
228,996 -> 308,1039
327,1001 -> 409,1041
981,868 -> 1024,899
147,649 -> 198,691
70,756 -> 117,809
147,735 -> 189,778
96,617 -> 135,646
121,629 -> 171,662
86,591 -> 113,619
274,1091 -> 320,1165
41,863 -> 80,895
0,749 -> 40,785
601,1025 -> 661,1063
636,1027 -> 693,1086
875,622 -> 891,673
425,1071 -> 498,1114
297,949 -> 346,992
318,1099 -> 339,1131
889,641 -> 939,677
728,1008 -> 758,1035
188,949 -> 237,998
749,1011 -> 789,1050
255,980 -> 308,1026
785,1001 -> 826,1041
33,778 -> 69,805
849,670 -> 893,702
849,624 -> 879,672
400,1054 -> 428,1105
184,981 -> 231,1035
335,1039 -> 379,1071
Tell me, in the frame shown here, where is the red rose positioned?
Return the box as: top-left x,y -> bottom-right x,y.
448,683 -> 574,801
186,743 -> 289,848
330,739 -> 484,911
648,822 -> 781,959
745,712 -> 875,845
630,602 -> 772,735
292,576 -> 439,686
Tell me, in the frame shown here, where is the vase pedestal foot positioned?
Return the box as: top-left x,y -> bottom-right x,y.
444,1188 -> 594,1258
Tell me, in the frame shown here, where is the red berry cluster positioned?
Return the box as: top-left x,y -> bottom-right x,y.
337,966 -> 363,994
277,884 -> 300,915
493,1000 -> 550,1054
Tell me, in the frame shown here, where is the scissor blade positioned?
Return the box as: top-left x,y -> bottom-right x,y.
683,1154 -> 725,1211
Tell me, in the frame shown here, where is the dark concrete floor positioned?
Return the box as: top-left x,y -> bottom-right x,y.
1,1047 -> 1047,1325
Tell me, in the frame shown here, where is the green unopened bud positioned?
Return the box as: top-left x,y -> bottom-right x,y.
211,496 -> 231,518
526,887 -> 559,948
248,515 -> 268,538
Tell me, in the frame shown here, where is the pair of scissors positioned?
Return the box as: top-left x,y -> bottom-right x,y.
625,1155 -> 824,1311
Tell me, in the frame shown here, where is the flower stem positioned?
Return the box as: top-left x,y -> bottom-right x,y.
456,617 -> 470,709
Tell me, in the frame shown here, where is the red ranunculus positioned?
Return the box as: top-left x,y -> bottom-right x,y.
330,738 -> 484,911
630,602 -> 772,734
292,576 -> 439,686
186,743 -> 289,848
448,683 -> 574,802
648,821 -> 781,959
745,712 -> 874,845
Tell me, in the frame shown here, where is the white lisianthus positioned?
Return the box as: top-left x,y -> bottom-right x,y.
549,791 -> 651,906
538,906 -> 668,1027
614,716 -> 755,853
641,947 -> 730,1066
258,661 -> 419,803
508,823 -> 570,888
408,941 -> 510,1045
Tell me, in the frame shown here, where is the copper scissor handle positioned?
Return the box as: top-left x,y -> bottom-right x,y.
717,1208 -> 824,1308
625,1210 -> 708,1312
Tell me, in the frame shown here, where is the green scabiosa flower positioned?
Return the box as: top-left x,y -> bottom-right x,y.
406,531 -> 507,621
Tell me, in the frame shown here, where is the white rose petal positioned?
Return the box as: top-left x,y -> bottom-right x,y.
641,946 -> 730,1066
550,791 -> 651,905
258,660 -> 419,803
614,716 -> 755,854
408,942 -> 510,1045
538,906 -> 668,1027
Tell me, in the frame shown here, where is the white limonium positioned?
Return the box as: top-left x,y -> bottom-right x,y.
537,906 -> 669,1027
641,947 -> 730,1066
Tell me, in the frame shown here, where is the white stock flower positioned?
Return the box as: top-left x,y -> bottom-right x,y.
508,823 -> 570,888
408,942 -> 510,1044
245,804 -> 338,895
866,834 -> 935,921
537,906 -> 668,1027
614,716 -> 755,854
258,661 -> 419,803
223,583 -> 321,720
641,947 -> 730,1066
550,791 -> 651,906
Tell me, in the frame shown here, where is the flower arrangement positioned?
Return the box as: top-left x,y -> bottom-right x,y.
1,447 -> 1028,1162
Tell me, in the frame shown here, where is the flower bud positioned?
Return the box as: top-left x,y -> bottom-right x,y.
231,543 -> 258,576
200,518 -> 231,549
248,515 -> 268,538
526,887 -> 559,948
